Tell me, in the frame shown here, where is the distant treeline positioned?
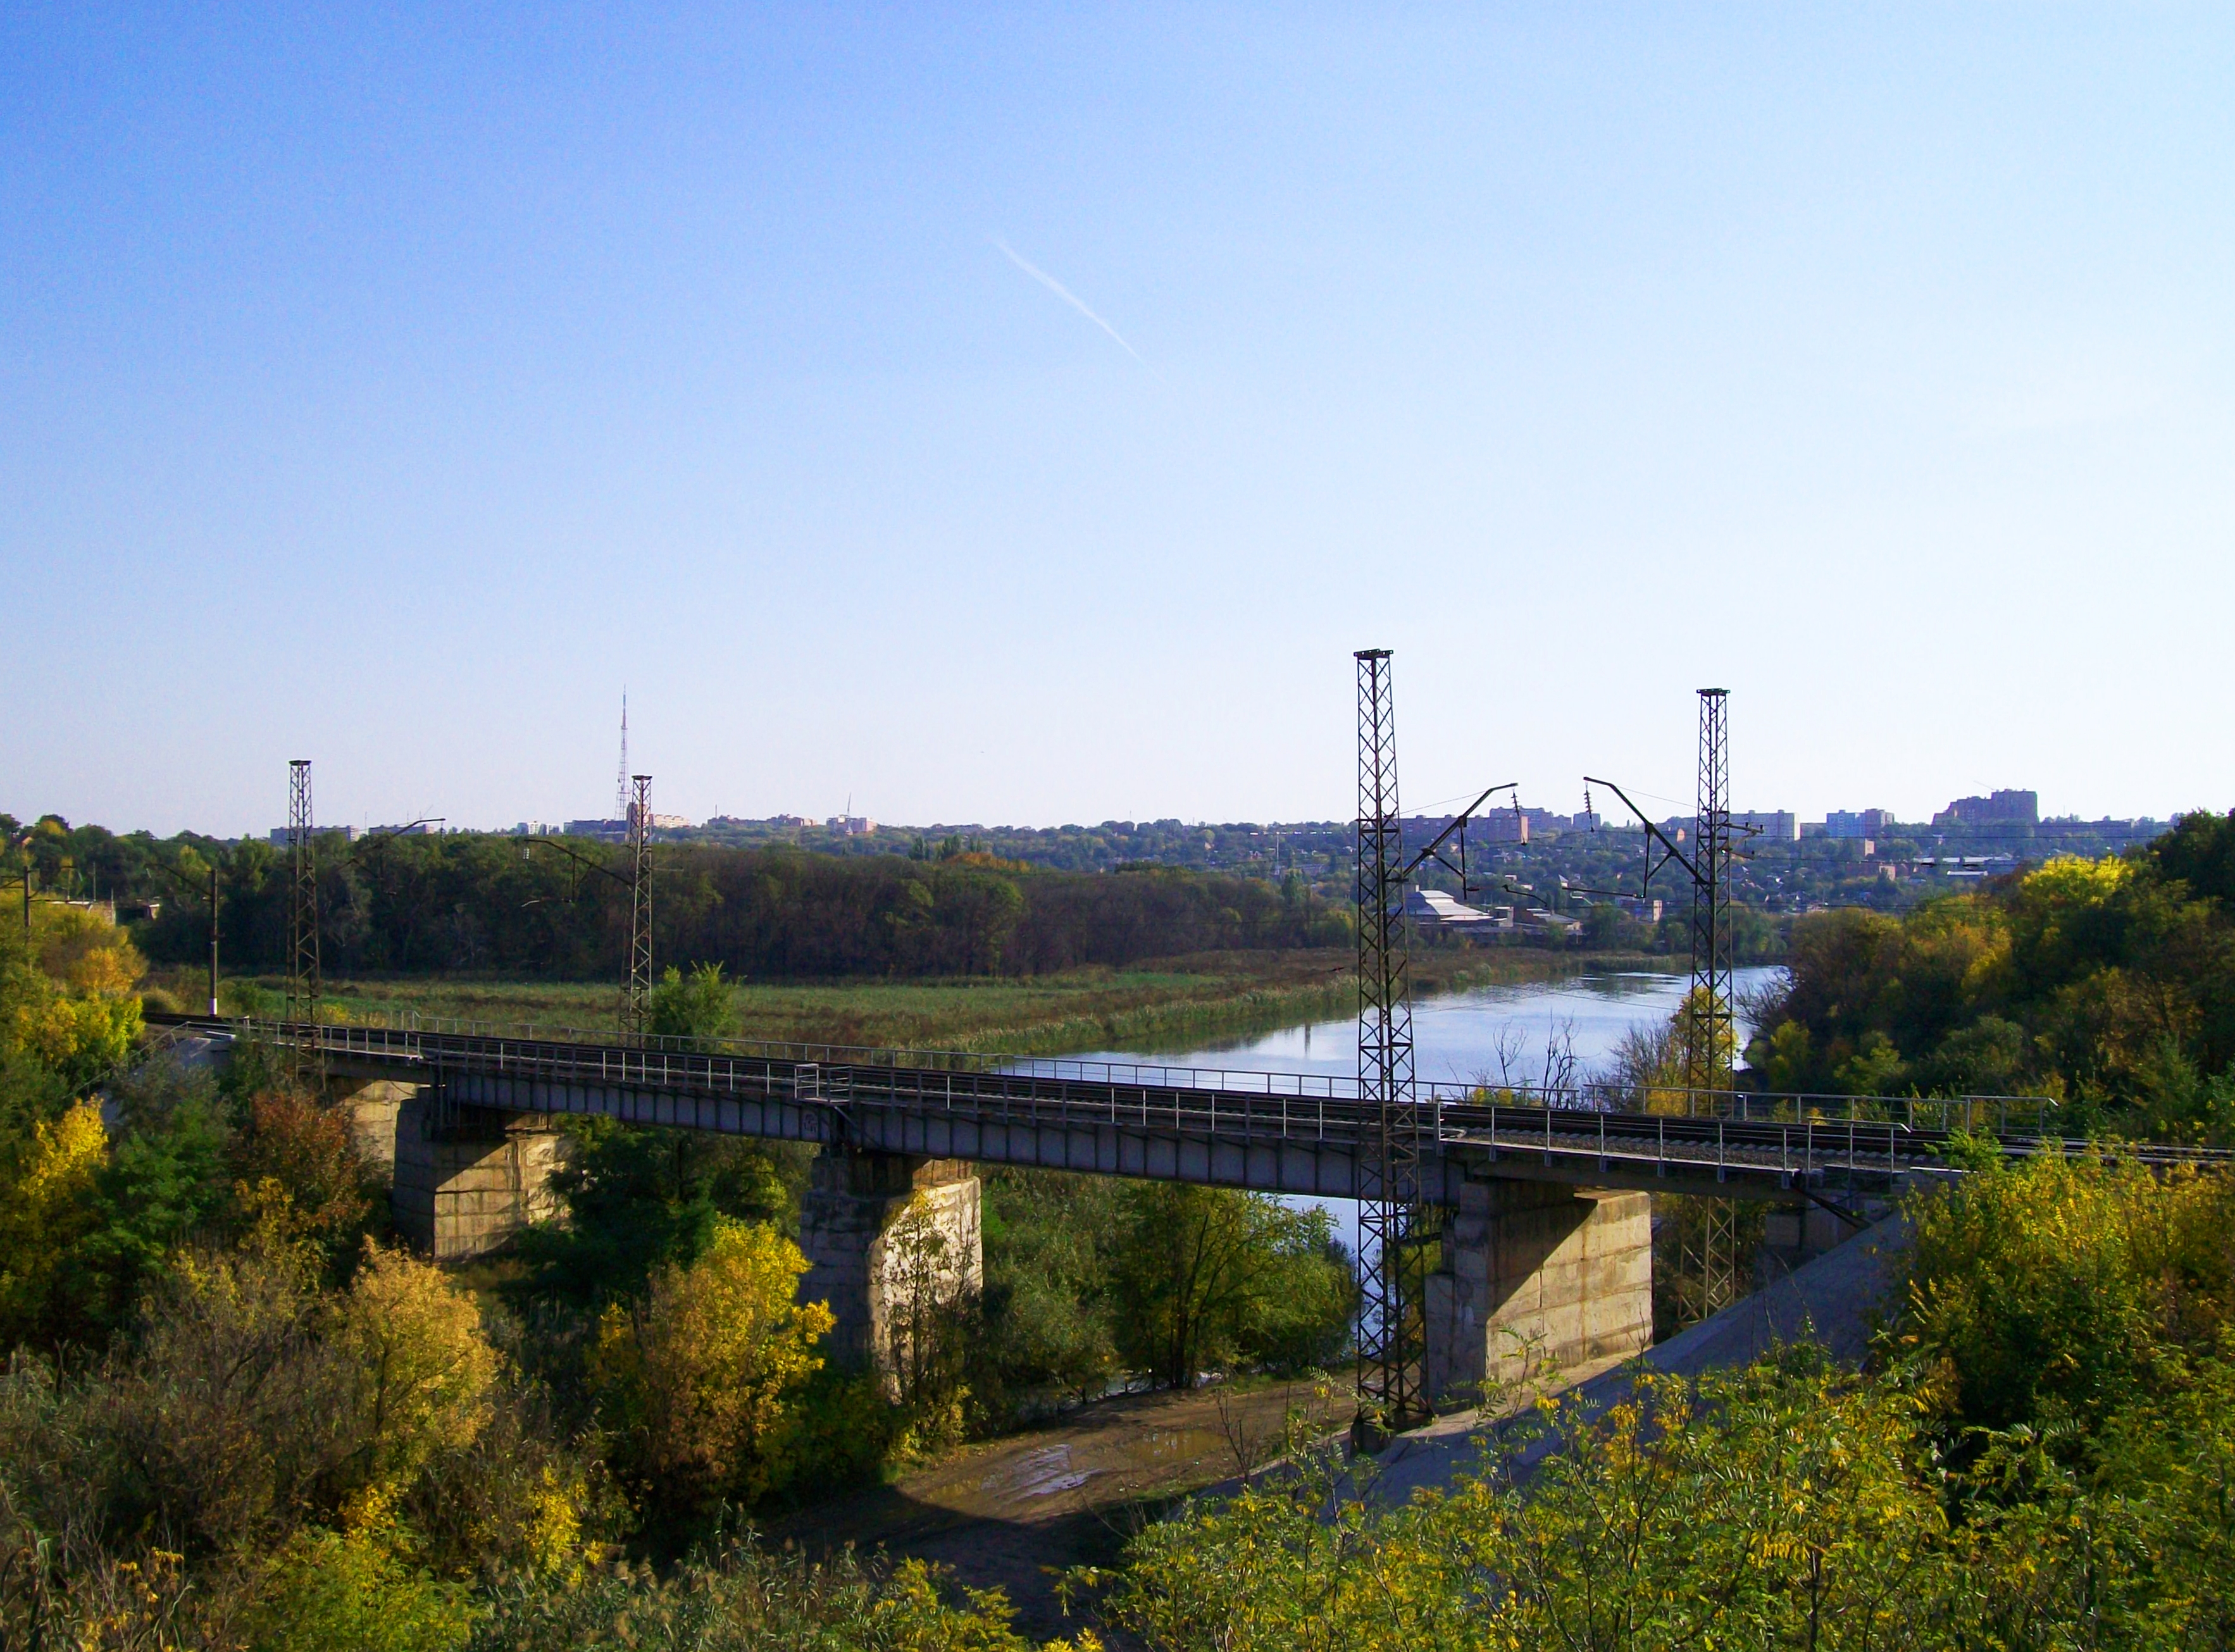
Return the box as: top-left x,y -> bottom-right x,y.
116,833 -> 1352,980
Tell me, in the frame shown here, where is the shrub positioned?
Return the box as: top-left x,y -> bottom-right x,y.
241,1523 -> 475,1652
1896,1152 -> 2235,1429
109,1239 -> 350,1555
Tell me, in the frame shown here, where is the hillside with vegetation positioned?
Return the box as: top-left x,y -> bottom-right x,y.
4,816 -> 1353,984
5,816 -> 2234,1648
1745,808 -> 2235,1140
0,899 -> 1355,1647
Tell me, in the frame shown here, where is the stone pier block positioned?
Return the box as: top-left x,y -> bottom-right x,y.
1424,1177 -> 1653,1403
326,1076 -> 416,1173
392,1100 -> 567,1260
800,1150 -> 982,1386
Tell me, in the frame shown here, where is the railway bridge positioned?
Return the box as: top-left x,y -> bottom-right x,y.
149,1012 -> 2201,1403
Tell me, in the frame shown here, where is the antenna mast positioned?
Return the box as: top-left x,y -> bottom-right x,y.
1353,648 -> 1424,1439
615,692 -> 630,823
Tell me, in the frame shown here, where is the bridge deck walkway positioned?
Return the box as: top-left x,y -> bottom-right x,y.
146,1013 -> 2234,1204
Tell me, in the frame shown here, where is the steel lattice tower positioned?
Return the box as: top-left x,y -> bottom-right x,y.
622,774 -> 654,1038
283,760 -> 320,1029
1678,690 -> 1743,1320
1684,688 -> 1734,1084
1354,649 -> 1424,1436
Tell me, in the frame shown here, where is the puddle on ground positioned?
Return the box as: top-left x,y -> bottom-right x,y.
891,1380 -> 1352,1528
984,1444 -> 1097,1500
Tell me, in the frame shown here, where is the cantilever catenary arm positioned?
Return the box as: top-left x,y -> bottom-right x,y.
515,834 -> 635,890
1583,775 -> 1702,890
1395,782 -> 1516,883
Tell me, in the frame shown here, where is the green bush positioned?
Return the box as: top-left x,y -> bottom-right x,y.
242,1525 -> 475,1652
1897,1150 -> 2235,1429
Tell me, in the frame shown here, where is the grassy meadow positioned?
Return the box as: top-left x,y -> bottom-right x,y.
192,947 -> 1672,1057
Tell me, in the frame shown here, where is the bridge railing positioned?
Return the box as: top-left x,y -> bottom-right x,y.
160,1012 -> 2063,1140
140,1015 -> 2235,1185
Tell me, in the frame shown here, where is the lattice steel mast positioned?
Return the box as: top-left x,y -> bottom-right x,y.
1354,648 -> 1424,1437
621,774 -> 654,1038
284,759 -> 320,1028
1684,690 -> 1734,1087
1679,688 -> 1743,1319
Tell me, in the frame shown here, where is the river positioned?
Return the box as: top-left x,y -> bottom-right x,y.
1063,964 -> 1785,1090
1051,964 -> 1786,1238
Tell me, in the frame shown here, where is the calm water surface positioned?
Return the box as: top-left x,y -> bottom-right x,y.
1058,964 -> 1786,1237
1066,965 -> 1785,1088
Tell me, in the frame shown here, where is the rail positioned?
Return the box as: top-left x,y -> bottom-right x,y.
139,1014 -> 2235,1190
149,1011 -> 2064,1134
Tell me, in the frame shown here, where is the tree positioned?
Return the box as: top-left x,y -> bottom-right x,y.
0,903 -> 144,1091
517,1116 -> 804,1309
976,1169 -> 1123,1406
228,1086 -> 379,1265
0,1099 -> 104,1345
1110,1184 -> 1352,1388
59,1080 -> 233,1342
589,1217 -> 833,1509
110,1238 -> 349,1555
336,1241 -> 499,1499
930,869 -> 1025,974
880,1191 -> 976,1420
645,961 -> 736,1048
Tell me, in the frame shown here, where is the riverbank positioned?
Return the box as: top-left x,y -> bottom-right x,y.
215,948 -> 1674,1057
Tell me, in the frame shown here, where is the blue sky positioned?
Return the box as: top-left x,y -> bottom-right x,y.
5,5 -> 2231,836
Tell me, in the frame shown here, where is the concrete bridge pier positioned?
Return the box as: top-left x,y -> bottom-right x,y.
391,1096 -> 568,1259
800,1149 -> 983,1389
313,1072 -> 566,1258
1424,1175 -> 1654,1405
323,1074 -> 414,1176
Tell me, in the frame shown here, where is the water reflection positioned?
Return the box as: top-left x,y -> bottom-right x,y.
1060,965 -> 1786,1239
1065,966 -> 1786,1088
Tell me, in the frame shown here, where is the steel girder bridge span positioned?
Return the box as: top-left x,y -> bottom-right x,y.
146,1012 -> 2226,1202
146,1013 -> 2234,1403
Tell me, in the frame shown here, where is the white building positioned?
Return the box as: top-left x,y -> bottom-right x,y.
1402,885 -> 1512,933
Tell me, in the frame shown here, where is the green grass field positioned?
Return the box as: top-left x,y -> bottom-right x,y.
187,947 -> 1673,1057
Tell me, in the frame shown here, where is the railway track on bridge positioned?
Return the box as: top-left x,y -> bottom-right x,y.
145,1013 -> 2235,1202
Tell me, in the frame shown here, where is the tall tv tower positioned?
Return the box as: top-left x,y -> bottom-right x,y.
614,692 -> 629,823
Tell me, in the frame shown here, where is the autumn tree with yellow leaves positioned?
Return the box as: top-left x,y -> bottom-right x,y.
338,1240 -> 501,1500
590,1216 -> 835,1512
0,901 -> 145,1090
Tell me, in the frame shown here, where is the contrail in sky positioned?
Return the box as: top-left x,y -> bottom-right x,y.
992,237 -> 1155,373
